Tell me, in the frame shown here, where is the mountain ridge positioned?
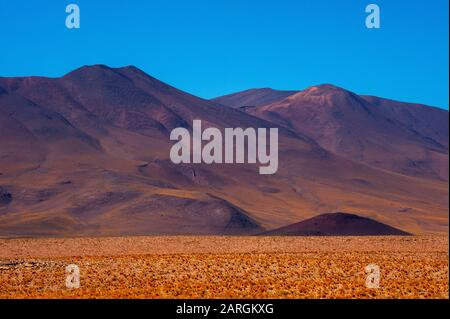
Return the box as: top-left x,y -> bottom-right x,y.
215,84 -> 449,180
0,65 -> 448,237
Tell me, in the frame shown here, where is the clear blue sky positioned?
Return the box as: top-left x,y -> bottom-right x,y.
0,0 -> 448,108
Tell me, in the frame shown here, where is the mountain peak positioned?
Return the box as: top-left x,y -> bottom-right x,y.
284,83 -> 362,107
303,84 -> 347,94
68,64 -> 112,73
62,64 -> 117,79
63,64 -> 149,79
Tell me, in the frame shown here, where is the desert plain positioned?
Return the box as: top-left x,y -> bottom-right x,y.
0,235 -> 448,299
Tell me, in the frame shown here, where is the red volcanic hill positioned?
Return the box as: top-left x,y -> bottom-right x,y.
0,66 -> 448,237
215,85 -> 449,180
263,212 -> 410,236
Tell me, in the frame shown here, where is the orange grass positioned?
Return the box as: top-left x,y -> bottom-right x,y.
0,236 -> 448,299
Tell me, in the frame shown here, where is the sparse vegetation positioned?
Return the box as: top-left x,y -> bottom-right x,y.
0,236 -> 447,299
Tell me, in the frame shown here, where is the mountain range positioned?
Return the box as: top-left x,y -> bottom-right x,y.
214,85 -> 448,180
0,65 -> 448,237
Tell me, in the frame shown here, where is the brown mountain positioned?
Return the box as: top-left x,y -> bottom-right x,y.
222,84 -> 448,181
263,212 -> 410,236
0,67 -> 448,237
212,88 -> 297,109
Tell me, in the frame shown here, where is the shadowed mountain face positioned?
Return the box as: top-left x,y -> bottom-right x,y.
0,66 -> 448,237
212,88 -> 297,109
0,187 -> 12,206
216,84 -> 449,181
263,212 -> 410,236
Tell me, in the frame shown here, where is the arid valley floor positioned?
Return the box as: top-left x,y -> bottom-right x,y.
0,236 -> 448,299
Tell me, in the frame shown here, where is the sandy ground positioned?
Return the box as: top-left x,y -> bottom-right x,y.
0,236 -> 448,299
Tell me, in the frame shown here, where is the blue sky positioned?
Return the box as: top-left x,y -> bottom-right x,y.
0,0 -> 448,108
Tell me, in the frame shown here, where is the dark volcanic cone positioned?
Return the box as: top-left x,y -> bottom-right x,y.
263,212 -> 411,236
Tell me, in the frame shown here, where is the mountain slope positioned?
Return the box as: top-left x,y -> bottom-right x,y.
243,84 -> 449,180
212,88 -> 297,109
0,67 -> 448,237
